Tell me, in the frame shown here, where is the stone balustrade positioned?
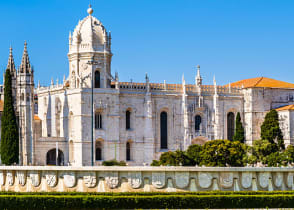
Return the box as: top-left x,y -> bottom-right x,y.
118,82 -> 242,95
0,166 -> 293,192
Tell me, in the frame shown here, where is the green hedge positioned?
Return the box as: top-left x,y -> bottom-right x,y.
0,193 -> 294,209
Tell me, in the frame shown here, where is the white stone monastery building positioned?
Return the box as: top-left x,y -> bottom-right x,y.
1,6 -> 294,166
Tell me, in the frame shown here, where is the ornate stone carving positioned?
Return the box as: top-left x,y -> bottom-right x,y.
64,172 -> 76,188
175,172 -> 189,189
258,172 -> 270,188
0,171 -> 6,186
241,172 -> 252,189
7,171 -> 14,186
198,172 -> 212,189
128,172 -> 142,189
17,171 -> 26,186
220,172 -> 233,188
46,172 -> 58,187
83,172 -> 97,188
152,172 -> 166,189
287,173 -> 294,188
274,173 -> 283,188
105,172 -> 119,189
29,171 -> 40,187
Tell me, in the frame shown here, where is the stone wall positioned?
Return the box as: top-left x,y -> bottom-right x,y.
0,166 -> 293,192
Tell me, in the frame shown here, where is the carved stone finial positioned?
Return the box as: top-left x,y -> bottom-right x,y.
87,4 -> 93,15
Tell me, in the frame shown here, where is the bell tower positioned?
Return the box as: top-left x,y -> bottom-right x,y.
17,41 -> 35,165
67,5 -> 112,89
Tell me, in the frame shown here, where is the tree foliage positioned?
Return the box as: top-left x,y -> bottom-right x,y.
233,112 -> 245,143
186,144 -> 202,165
245,139 -> 294,167
102,159 -> 126,166
151,150 -> 192,166
200,140 -> 247,167
260,109 -> 284,150
0,69 -> 19,165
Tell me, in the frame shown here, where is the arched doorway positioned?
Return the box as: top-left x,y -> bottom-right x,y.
46,148 -> 64,166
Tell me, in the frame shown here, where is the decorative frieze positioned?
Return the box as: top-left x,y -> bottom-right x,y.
83,172 -> 97,188
0,166 -> 293,192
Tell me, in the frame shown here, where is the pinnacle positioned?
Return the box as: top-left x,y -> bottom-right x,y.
7,46 -> 16,73
19,41 -> 32,73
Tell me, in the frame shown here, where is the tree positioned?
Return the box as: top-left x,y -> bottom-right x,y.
151,150 -> 192,166
186,144 -> 202,165
260,109 -> 284,150
233,112 -> 245,143
285,145 -> 294,164
246,139 -> 280,166
200,140 -> 246,167
0,69 -> 19,165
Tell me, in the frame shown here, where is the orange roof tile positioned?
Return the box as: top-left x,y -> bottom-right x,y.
228,77 -> 294,89
34,115 -> 41,120
276,104 -> 294,111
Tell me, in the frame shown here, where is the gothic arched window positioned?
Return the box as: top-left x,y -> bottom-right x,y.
227,112 -> 235,141
160,111 -> 168,149
95,141 -> 102,161
126,110 -> 131,130
126,142 -> 131,161
195,115 -> 201,132
95,71 -> 100,88
95,112 -> 102,129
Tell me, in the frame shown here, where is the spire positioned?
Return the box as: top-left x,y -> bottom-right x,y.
213,75 -> 218,95
195,64 -> 202,86
182,74 -> 186,94
145,73 -> 150,92
115,72 -> 119,89
7,46 -> 16,74
19,41 -> 32,73
69,31 -> 72,45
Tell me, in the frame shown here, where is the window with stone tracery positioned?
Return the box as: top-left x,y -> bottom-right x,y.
95,112 -> 102,129
160,111 -> 168,149
126,110 -> 131,130
95,70 -> 100,88
227,112 -> 235,141
126,142 -> 131,161
195,115 -> 201,132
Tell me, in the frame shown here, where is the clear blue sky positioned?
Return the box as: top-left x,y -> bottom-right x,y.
0,0 -> 294,86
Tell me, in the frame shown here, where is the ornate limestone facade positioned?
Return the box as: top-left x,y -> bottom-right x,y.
1,6 -> 294,166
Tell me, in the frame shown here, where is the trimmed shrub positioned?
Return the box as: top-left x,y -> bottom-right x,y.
0,192 -> 293,209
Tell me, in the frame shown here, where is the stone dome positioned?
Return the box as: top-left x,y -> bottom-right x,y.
70,8 -> 110,53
